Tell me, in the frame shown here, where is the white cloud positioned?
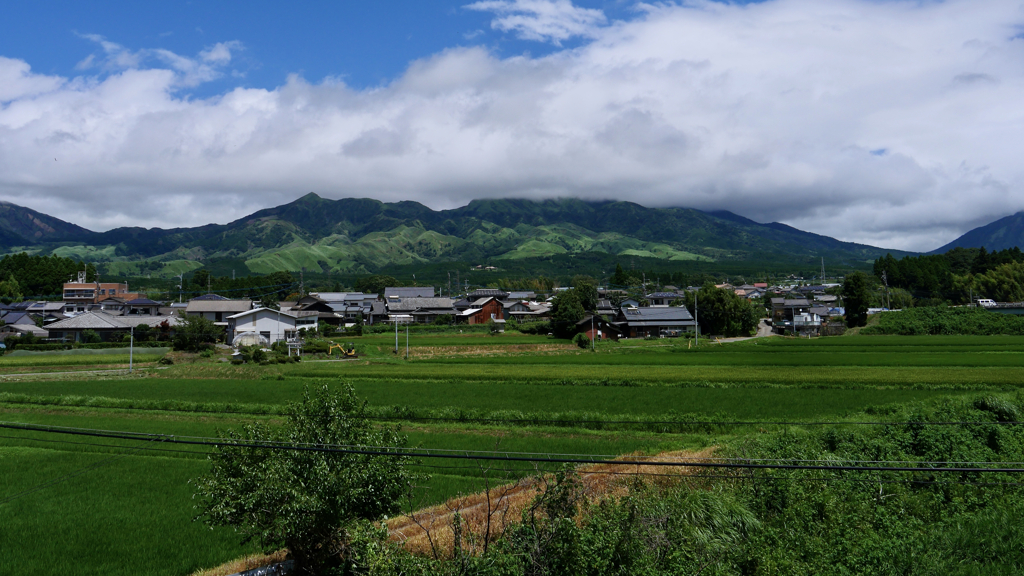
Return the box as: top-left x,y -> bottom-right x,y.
465,0 -> 607,45
2,0 -> 1024,252
74,34 -> 241,86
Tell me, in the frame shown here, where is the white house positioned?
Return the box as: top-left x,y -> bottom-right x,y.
225,307 -> 318,347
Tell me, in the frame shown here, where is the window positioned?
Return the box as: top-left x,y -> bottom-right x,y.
260,331 -> 271,341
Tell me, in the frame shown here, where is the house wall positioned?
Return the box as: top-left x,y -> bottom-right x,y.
228,310 -> 316,344
468,299 -> 503,325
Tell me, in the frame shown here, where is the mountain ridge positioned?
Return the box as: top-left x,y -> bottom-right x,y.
933,212 -> 1024,253
0,193 -> 909,276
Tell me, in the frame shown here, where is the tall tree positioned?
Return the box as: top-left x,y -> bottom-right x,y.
551,290 -> 585,338
843,271 -> 872,328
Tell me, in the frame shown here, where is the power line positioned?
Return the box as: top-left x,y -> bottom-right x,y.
2,422 -> 1023,475
3,399 -> 1020,430
0,437 -> 163,506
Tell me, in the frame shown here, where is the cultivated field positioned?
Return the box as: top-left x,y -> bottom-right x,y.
1,333 -> 1022,575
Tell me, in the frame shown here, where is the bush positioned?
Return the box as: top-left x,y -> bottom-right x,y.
192,383 -> 413,574
81,329 -> 101,344
518,321 -> 551,335
572,333 -> 591,349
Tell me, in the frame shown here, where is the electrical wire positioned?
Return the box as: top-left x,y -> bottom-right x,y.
2,421 -> 1023,475
0,437 -> 164,506
4,399 -> 1020,430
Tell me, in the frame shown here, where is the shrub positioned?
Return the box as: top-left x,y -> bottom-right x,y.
192,383 -> 413,574
81,329 -> 101,344
572,333 -> 591,349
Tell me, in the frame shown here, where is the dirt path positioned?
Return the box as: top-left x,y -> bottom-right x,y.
387,447 -> 717,557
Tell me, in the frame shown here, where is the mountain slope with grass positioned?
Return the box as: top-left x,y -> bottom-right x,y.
0,193 -> 907,276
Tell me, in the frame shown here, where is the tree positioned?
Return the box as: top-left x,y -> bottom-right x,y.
571,276 -> 598,312
611,263 -> 629,287
173,312 -> 222,351
192,383 -> 413,575
353,274 -> 398,297
191,269 -> 212,293
551,290 -> 585,338
843,271 -> 872,328
683,283 -> 760,337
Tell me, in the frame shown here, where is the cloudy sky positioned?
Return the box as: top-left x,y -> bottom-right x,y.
1,0 -> 1022,252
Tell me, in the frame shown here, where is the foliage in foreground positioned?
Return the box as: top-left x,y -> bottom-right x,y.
281,394 -> 1024,575
192,383 -> 413,575
861,305 -> 1024,336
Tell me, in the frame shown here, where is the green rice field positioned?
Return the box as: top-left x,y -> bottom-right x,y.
1,333 -> 1023,575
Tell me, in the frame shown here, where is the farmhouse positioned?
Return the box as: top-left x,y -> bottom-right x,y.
384,297 -> 457,324
576,314 -> 623,341
459,296 -> 504,325
225,307 -> 318,346
615,306 -> 696,338
45,312 -> 180,342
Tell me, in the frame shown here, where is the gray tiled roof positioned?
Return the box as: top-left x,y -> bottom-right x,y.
386,297 -> 456,312
46,312 -> 179,331
185,299 -> 252,313
385,287 -> 434,298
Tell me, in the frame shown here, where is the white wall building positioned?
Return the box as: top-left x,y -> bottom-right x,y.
226,307 -> 318,346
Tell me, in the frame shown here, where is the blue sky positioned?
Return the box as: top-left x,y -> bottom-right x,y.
1,1 -> 646,94
0,0 -> 1022,251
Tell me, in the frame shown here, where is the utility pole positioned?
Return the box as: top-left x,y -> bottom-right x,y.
694,292 -> 699,346
129,325 -> 134,373
820,257 -> 826,284
394,318 -> 399,354
176,273 -> 184,303
300,269 -> 305,298
881,271 -> 891,310
591,314 -> 595,352
406,322 -> 409,359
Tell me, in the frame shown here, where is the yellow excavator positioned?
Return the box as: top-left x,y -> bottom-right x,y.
328,343 -> 358,358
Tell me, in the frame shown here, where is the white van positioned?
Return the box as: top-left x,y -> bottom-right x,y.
977,298 -> 997,308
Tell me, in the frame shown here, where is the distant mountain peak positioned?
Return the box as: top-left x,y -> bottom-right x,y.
933,212 -> 1024,253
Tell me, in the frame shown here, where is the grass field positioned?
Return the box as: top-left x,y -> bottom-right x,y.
1,333 -> 1023,575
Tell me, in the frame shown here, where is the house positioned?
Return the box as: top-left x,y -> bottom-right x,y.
507,291 -> 536,301
62,271 -> 139,305
647,292 -> 682,307
308,292 -> 379,324
185,298 -> 252,326
291,295 -> 344,325
770,298 -> 822,335
384,297 -> 456,324
384,287 -> 435,299
576,315 -> 623,341
504,300 -> 552,322
615,306 -> 696,338
458,297 -> 504,325
46,312 -> 179,342
125,298 -> 162,316
225,308 -> 318,346
465,289 -> 510,302
0,323 -> 49,341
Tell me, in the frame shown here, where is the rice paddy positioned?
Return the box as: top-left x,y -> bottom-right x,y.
1,333 -> 1023,575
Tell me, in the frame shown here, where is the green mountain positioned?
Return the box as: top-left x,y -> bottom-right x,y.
0,201 -> 93,246
0,193 -> 907,277
933,212 -> 1024,253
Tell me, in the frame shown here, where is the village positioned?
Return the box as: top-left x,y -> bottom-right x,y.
0,271 -> 854,349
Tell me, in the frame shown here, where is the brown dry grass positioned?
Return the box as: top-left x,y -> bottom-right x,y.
190,550 -> 288,576
387,447 -> 717,559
